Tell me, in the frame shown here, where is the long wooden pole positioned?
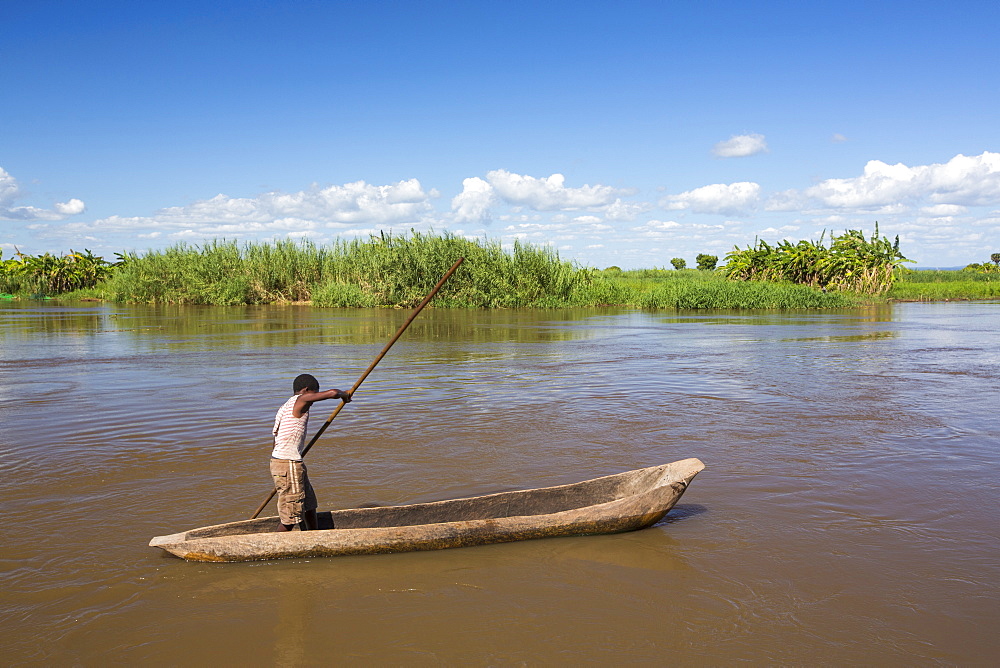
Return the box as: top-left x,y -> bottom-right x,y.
250,257 -> 465,519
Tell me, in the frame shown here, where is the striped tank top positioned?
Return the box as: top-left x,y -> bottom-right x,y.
271,395 -> 308,460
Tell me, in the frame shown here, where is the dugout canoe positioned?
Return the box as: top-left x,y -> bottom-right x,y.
149,457 -> 705,562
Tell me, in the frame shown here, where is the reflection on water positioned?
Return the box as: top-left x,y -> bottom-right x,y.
783,330 -> 899,342
1,300 -> 998,664
0,303 -> 604,348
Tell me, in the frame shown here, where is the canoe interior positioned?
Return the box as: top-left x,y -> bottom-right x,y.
181,459 -> 702,541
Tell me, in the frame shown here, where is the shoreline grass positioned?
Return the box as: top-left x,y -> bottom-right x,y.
56,234 -> 853,309
580,270 -> 855,308
882,268 -> 1000,301
8,235 -> 997,309
84,233 -> 595,308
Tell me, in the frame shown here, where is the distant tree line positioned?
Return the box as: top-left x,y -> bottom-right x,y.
669,254 -> 718,271
964,253 -> 1000,273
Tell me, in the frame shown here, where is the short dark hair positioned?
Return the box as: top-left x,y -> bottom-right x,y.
293,373 -> 319,393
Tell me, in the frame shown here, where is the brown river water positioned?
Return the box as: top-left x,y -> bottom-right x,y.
1,301 -> 998,665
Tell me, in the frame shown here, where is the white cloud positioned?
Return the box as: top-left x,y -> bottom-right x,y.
783,151 -> 1000,210
661,182 -> 761,215
0,169 -> 20,205
450,177 -> 495,224
758,225 -> 801,235
80,180 -> 433,238
503,222 -> 568,234
497,213 -> 543,223
602,198 -> 652,221
630,220 -> 681,238
486,170 -> 632,210
54,198 -> 86,215
501,216 -> 611,240
263,179 -> 432,223
920,204 -> 967,217
0,167 -> 86,221
11,155 -> 1000,268
972,213 -> 1000,227
831,133 -> 849,143
712,133 -> 768,158
763,188 -> 805,212
643,220 -> 681,230
448,170 -> 643,224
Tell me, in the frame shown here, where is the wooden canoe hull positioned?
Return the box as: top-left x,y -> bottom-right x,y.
149,457 -> 704,562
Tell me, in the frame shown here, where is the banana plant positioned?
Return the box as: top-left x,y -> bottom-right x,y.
724,226 -> 910,294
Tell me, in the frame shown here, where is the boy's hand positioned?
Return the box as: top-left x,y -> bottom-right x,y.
338,390 -> 352,403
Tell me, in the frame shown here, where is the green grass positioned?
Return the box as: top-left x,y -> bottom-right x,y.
94,240 -> 325,305
889,281 -> 1000,300
59,234 -> 856,309
579,270 -> 854,308
88,233 -> 592,308
885,269 -> 1000,301
896,269 -> 1000,283
39,236 -> 998,310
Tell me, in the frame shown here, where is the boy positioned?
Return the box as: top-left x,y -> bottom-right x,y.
271,373 -> 351,531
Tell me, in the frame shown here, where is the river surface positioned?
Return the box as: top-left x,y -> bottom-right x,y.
1,301 -> 998,665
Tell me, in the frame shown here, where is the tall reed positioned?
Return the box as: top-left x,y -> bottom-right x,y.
51,233 -> 858,309
309,231 -> 591,307
99,232 -> 592,307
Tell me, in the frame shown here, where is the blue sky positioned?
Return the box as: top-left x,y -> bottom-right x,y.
3,0 -> 999,268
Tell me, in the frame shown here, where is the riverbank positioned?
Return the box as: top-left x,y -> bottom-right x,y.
885,270 -> 1000,301
57,268 -> 851,309
6,235 -> 997,308
49,268 -> 999,309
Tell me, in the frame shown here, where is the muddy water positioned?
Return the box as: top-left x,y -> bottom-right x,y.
1,301 -> 998,665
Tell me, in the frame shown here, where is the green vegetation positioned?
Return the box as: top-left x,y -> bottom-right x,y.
963,251 -> 1000,273
899,268 -> 1000,283
97,232 -> 590,308
724,226 -> 909,294
0,248 -> 116,296
7,231 -> 996,310
670,258 -> 686,270
889,268 -> 1000,301
58,233 -> 852,309
102,239 -> 329,305
584,269 -> 853,308
696,254 -> 718,271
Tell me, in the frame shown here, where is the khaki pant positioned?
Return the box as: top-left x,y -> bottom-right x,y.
269,458 -> 318,525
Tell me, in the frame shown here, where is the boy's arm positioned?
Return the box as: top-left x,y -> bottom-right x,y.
292,389 -> 351,417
